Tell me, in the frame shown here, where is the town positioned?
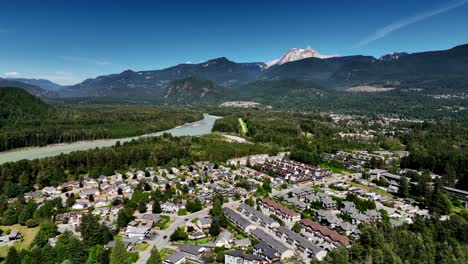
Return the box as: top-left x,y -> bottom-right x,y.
2,149 -> 466,264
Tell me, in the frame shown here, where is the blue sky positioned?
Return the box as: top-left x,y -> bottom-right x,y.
1,0 -> 467,85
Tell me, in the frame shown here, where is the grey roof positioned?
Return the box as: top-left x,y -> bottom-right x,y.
198,218 -> 212,225
179,244 -> 205,256
275,226 -> 323,255
234,238 -> 252,247
254,242 -> 278,260
226,250 -> 264,261
238,203 -> 276,225
251,228 -> 289,254
223,207 -> 254,230
165,252 -> 185,264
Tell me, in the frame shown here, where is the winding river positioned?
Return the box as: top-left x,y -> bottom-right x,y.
0,114 -> 221,164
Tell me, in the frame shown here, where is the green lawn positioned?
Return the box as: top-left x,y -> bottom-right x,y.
178,208 -> 187,216
0,224 -> 40,258
181,237 -> 213,245
135,243 -> 149,251
347,181 -> 395,198
156,215 -> 171,230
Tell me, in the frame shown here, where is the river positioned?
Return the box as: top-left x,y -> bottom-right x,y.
0,114 -> 221,164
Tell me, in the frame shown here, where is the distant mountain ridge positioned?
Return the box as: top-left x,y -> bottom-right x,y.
57,43 -> 468,99
6,78 -> 63,91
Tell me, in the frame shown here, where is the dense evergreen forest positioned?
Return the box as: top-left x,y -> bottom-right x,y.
320,215 -> 468,264
0,88 -> 203,151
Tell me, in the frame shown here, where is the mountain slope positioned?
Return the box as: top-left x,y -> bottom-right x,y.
64,58 -> 264,98
331,44 -> 468,89
0,78 -> 56,98
0,87 -> 50,124
6,78 -> 63,91
163,77 -> 225,104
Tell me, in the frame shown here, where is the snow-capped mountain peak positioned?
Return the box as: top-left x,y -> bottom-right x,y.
265,46 -> 338,68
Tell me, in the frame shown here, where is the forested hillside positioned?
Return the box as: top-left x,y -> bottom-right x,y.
0,92 -> 203,151
0,87 -> 50,124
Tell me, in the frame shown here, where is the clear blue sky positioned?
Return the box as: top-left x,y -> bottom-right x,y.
1,0 -> 467,85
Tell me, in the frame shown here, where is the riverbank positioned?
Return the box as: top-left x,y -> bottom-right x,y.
0,114 -> 221,164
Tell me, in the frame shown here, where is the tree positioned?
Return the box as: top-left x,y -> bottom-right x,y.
428,183 -> 451,215
399,176 -> 409,198
245,198 -> 254,207
262,178 -> 272,193
292,221 -> 301,233
110,240 -> 130,264
186,198 -> 202,213
146,246 -> 162,264
86,245 -> 104,264
138,201 -> 147,213
5,247 -> 20,264
170,227 -> 188,241
152,200 -> 162,214
209,218 -> 221,237
66,194 -> 76,208
117,207 -> 134,228
80,214 -> 112,247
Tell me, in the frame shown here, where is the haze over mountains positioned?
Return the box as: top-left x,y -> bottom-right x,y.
3,43 -> 468,101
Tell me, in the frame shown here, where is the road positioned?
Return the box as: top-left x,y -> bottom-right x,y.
136,200 -> 239,264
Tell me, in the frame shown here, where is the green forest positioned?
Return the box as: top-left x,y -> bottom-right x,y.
0,88 -> 203,151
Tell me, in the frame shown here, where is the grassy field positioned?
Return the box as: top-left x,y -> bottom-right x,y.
181,237 -> 213,245
347,181 -> 395,198
160,248 -> 176,260
156,215 -> 171,230
0,224 -> 40,258
238,118 -> 248,136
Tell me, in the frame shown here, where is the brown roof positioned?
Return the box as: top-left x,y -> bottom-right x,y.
259,198 -> 299,218
300,218 -> 350,246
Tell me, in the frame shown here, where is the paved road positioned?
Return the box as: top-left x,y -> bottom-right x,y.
136,200 -> 239,264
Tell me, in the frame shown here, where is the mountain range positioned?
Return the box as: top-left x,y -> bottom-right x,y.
6,43 -> 468,100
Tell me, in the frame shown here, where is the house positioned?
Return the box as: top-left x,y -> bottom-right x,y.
94,199 -> 108,207
233,238 -> 251,249
258,198 -> 300,222
223,208 -> 256,233
105,237 -> 139,252
80,188 -> 100,199
237,203 -> 279,229
197,218 -> 212,229
179,244 -> 206,259
250,229 -> 294,260
253,242 -> 280,262
42,186 -> 61,196
161,202 -> 179,214
140,214 -> 161,223
55,212 -> 85,226
225,250 -> 266,264
62,180 -> 80,190
72,201 -> 88,210
83,177 -> 98,187
216,230 -> 233,248
0,230 -> 22,243
164,252 -> 186,264
125,220 -> 153,240
189,231 -> 207,240
300,218 -> 350,247
274,226 -> 327,261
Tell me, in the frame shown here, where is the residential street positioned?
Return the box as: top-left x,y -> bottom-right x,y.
136,200 -> 240,264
